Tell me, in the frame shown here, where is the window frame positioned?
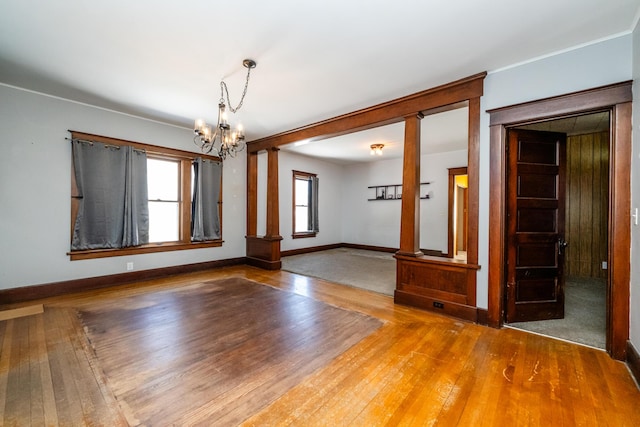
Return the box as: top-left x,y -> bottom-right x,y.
69,131 -> 222,261
292,170 -> 317,239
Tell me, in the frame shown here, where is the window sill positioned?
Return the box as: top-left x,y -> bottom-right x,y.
292,232 -> 317,239
68,240 -> 223,261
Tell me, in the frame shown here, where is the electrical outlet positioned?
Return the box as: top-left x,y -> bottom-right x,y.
433,301 -> 444,309
126,262 -> 134,271
601,261 -> 607,270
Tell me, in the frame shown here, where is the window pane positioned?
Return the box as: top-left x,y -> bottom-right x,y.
295,206 -> 309,232
148,158 -> 178,201
148,201 -> 179,242
295,178 -> 309,204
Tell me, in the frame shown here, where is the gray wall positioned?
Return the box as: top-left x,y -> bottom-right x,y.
477,34 -> 633,309
0,85 -> 247,290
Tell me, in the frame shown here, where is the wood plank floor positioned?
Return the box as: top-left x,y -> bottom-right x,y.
1,265 -> 639,426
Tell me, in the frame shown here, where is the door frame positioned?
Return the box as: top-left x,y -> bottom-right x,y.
486,81 -> 632,360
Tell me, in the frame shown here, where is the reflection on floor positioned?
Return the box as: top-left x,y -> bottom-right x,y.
284,251 -> 607,349
507,277 -> 606,349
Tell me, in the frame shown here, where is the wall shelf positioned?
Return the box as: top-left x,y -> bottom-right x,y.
368,182 -> 431,201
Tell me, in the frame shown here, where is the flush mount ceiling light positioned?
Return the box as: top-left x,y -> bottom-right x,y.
194,59 -> 257,160
370,143 -> 384,156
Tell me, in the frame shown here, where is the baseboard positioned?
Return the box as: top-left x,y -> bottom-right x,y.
394,290 -> 479,323
476,308 -> 489,325
341,243 -> 398,253
281,243 -> 342,257
0,257 -> 246,306
246,257 -> 282,270
627,341 -> 640,387
281,243 -> 398,257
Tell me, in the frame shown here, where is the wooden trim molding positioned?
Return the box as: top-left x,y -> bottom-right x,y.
247,72 -> 487,152
0,258 -> 246,306
486,81 -> 632,360
447,166 -> 468,259
487,81 -> 632,126
627,341 -> 640,387
281,243 -> 343,257
608,102 -> 632,359
341,243 -> 398,253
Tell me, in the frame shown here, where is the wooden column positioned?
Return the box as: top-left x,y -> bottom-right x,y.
246,151 -> 258,236
246,148 -> 282,270
466,97 -> 480,266
265,147 -> 282,240
397,113 -> 423,257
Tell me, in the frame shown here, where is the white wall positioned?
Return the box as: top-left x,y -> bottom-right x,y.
341,157 -> 403,248
477,34 -> 634,309
0,85 -> 246,290
420,150 -> 468,252
630,20 -> 640,349
279,151 -> 344,251
339,149 -> 467,251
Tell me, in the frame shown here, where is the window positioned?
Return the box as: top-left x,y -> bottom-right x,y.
69,131 -> 222,260
147,157 -> 180,243
292,170 -> 319,238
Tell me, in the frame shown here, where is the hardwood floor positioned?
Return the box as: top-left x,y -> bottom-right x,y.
1,265 -> 639,426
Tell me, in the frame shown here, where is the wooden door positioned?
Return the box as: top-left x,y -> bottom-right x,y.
506,129 -> 566,322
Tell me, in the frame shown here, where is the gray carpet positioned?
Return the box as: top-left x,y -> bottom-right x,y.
284,249 -> 606,349
507,277 -> 606,349
282,248 -> 396,296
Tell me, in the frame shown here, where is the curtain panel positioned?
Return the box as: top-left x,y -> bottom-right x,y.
191,157 -> 222,241
71,140 -> 149,250
311,176 -> 319,233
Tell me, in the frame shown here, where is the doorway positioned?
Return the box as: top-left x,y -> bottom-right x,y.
486,81 -> 632,360
504,114 -> 610,349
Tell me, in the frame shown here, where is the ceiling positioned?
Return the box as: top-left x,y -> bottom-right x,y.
516,111 -> 610,135
283,106 -> 469,164
1,0 -> 638,162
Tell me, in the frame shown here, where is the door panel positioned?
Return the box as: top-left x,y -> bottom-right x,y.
506,129 -> 566,322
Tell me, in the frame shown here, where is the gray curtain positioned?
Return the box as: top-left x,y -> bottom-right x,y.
191,157 -> 222,241
71,140 -> 149,250
311,176 -> 319,233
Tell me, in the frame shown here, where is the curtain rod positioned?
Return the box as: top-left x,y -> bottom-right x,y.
66,137 -> 146,153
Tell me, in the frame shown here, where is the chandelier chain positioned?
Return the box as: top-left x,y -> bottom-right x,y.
220,66 -> 252,113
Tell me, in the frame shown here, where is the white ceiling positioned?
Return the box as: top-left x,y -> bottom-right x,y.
1,0 -> 638,161
283,106 -> 469,164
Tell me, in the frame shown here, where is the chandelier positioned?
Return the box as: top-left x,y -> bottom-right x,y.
194,59 -> 257,159
370,143 -> 384,155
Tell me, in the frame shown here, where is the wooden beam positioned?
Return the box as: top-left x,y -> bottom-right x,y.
247,73 -> 486,152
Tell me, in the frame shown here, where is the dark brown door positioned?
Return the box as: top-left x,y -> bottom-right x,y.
506,129 -> 566,322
